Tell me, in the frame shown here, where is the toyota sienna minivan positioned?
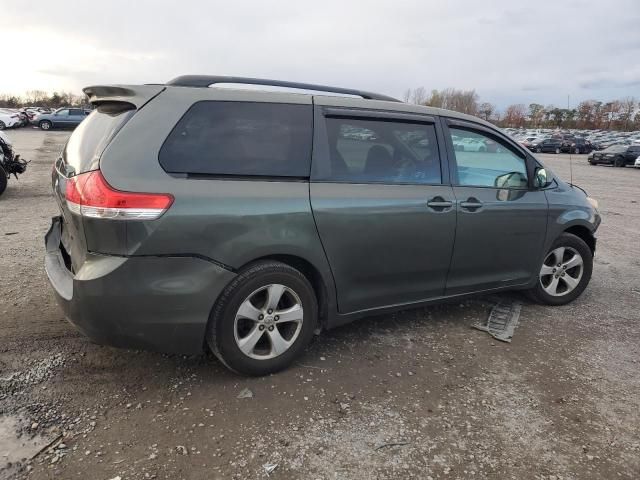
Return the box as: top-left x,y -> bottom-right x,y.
45,75 -> 601,375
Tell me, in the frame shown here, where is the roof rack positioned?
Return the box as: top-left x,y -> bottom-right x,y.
166,75 -> 401,102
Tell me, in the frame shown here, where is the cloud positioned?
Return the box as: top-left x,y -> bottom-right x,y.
0,0 -> 638,108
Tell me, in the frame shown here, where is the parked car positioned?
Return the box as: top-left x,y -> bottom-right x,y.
561,137 -> 593,154
45,76 -> 601,376
0,109 -> 21,130
35,107 -> 90,130
535,138 -> 564,153
588,144 -> 640,167
634,156 -> 640,168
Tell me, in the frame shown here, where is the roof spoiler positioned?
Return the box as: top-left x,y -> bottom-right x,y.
82,85 -> 165,109
166,75 -> 401,102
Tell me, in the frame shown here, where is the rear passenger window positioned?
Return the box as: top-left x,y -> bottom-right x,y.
313,117 -> 441,184
159,102 -> 312,177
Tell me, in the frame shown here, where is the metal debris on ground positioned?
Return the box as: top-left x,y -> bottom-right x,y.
263,462 -> 278,475
472,298 -> 522,343
237,388 -> 254,399
374,441 -> 410,451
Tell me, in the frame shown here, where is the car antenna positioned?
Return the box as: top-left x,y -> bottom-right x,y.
568,94 -> 574,186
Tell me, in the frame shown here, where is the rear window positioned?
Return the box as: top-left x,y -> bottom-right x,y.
62,103 -> 135,176
158,101 -> 312,177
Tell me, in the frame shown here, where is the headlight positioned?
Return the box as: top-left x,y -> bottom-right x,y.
587,197 -> 599,210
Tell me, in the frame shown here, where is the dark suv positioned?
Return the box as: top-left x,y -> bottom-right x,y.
560,137 -> 592,154
45,76 -> 601,375
535,138 -> 563,154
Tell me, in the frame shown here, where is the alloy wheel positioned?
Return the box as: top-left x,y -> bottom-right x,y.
233,284 -> 304,360
539,246 -> 584,297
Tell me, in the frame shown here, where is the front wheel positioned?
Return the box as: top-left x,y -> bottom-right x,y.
39,120 -> 52,130
207,261 -> 318,376
527,233 -> 593,306
613,157 -> 625,167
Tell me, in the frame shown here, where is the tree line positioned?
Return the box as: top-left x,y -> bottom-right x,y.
0,90 -> 89,109
403,87 -> 640,131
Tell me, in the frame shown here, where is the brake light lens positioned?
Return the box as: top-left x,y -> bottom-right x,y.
65,170 -> 173,220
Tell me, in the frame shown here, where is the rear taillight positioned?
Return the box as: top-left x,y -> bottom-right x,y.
65,170 -> 173,220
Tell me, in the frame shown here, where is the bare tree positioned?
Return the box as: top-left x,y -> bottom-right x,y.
478,102 -> 495,121
425,88 -> 478,115
503,104 -> 527,127
619,97 -> 636,131
528,103 -> 545,127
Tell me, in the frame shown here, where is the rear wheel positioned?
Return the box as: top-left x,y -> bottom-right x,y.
614,156 -> 625,167
527,233 -> 592,306
39,120 -> 52,130
0,164 -> 7,196
0,121 -> 6,130
207,261 -> 318,376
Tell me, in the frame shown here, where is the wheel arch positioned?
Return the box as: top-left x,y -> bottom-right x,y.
563,225 -> 596,255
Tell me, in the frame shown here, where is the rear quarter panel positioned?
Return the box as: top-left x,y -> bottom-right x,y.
97,87 -> 337,311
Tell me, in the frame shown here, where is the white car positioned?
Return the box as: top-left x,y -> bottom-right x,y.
0,109 -> 21,130
634,156 -> 640,168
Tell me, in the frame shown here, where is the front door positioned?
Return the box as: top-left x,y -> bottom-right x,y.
310,106 -> 456,313
442,120 -> 548,295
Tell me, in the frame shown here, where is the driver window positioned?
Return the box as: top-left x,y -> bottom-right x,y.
316,117 -> 441,184
449,127 -> 528,188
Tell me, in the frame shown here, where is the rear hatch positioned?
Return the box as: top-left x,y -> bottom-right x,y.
51,85 -> 165,272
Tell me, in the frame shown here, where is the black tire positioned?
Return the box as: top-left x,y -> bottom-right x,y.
39,120 -> 52,131
0,121 -> 6,130
0,164 -> 7,197
527,233 -> 593,306
536,147 -> 542,153
613,156 -> 625,168
207,261 -> 318,376
574,147 -> 581,154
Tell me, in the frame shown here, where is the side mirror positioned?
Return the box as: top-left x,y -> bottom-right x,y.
534,167 -> 552,188
495,171 -> 527,189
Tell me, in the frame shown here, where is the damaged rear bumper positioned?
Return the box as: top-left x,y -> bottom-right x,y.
44,216 -> 236,354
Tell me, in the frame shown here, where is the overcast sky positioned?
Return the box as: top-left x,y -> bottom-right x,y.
1,0 -> 638,108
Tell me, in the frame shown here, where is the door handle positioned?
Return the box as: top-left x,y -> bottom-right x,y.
460,198 -> 483,211
426,197 -> 453,212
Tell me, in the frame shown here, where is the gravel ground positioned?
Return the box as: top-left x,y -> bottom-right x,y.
0,129 -> 639,480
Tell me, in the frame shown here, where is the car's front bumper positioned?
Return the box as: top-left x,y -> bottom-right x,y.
44,216 -> 236,354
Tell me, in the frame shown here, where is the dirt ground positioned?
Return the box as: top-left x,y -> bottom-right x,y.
1,128 -> 639,480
